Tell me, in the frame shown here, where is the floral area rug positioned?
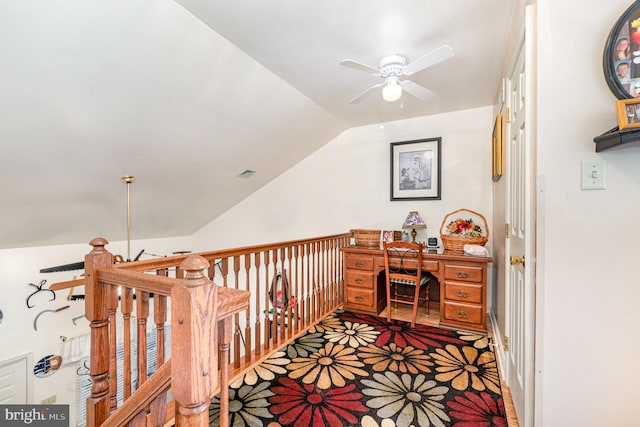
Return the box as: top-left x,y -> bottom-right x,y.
209,310 -> 507,427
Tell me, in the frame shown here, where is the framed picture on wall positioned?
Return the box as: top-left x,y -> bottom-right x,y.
616,98 -> 640,129
390,137 -> 441,201
492,114 -> 504,181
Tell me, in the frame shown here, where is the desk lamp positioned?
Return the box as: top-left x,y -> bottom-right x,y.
402,211 -> 426,243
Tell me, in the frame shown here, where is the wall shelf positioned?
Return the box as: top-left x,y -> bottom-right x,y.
594,126 -> 640,152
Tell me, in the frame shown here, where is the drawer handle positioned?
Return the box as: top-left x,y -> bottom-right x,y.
456,310 -> 469,319
456,290 -> 470,298
456,272 -> 470,279
355,279 -> 364,284
355,262 -> 365,268
354,296 -> 364,301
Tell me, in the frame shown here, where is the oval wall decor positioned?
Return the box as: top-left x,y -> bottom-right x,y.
604,1 -> 640,99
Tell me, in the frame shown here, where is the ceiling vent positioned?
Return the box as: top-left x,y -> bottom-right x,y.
237,169 -> 256,179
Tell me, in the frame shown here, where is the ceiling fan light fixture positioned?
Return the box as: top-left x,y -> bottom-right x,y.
382,77 -> 402,102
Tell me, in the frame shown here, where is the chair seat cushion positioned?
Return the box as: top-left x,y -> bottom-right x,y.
390,274 -> 431,286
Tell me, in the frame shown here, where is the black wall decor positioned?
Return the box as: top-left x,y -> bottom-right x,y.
603,0 -> 640,99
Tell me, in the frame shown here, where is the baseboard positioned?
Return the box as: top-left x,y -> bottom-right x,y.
488,311 -> 507,380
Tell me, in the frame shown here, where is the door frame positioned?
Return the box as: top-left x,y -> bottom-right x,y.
504,4 -> 537,427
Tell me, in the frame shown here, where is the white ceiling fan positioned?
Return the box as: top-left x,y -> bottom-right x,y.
339,45 -> 455,103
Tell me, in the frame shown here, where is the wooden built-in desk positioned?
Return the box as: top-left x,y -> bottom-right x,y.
341,246 -> 492,333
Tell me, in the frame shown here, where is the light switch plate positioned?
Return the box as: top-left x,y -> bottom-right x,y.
581,160 -> 606,190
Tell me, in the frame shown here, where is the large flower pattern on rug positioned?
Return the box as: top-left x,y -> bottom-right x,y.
210,310 -> 506,427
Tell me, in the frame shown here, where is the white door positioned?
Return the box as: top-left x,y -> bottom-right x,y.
506,6 -> 536,426
0,355 -> 28,403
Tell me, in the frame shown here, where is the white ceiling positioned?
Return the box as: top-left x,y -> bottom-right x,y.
0,0 -> 514,250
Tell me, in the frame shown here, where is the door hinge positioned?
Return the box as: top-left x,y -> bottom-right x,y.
505,223 -> 510,239
504,335 -> 509,351
506,107 -> 512,123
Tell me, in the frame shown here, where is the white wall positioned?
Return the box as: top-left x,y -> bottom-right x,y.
0,235 -> 191,426
193,107 -> 494,252
536,0 -> 640,426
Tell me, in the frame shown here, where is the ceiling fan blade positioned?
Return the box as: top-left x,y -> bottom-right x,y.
339,59 -> 380,76
400,80 -> 435,101
348,83 -> 385,104
404,45 -> 455,75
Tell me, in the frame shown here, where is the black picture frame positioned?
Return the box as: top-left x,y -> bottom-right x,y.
603,0 -> 640,99
390,137 -> 441,201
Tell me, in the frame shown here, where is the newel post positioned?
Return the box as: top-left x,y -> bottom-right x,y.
85,237 -> 114,427
171,256 -> 219,427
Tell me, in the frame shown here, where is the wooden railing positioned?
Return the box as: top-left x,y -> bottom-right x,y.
84,232 -> 351,426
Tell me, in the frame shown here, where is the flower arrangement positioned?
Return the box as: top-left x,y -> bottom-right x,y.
445,217 -> 484,237
440,209 -> 488,254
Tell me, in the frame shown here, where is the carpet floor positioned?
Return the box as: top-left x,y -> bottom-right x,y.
209,310 -> 507,427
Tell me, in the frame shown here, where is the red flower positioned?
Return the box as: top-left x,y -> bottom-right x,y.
448,391 -> 507,427
269,377 -> 368,427
339,312 -> 465,350
373,319 -> 466,350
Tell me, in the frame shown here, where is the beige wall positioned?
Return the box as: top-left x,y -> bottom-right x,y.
193,106 -> 495,257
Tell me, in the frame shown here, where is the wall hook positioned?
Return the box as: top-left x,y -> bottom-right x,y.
26,280 -> 56,308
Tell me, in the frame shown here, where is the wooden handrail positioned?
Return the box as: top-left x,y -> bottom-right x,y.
100,362 -> 171,427
112,233 -> 351,272
97,269 -> 176,295
85,232 -> 351,427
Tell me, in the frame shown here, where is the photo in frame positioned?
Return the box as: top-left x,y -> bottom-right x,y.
492,114 -> 504,181
616,98 -> 640,129
390,137 -> 441,201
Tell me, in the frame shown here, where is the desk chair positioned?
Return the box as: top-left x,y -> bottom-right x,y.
383,241 -> 432,327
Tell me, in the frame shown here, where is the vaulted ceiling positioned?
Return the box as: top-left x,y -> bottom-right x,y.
0,0 -> 514,250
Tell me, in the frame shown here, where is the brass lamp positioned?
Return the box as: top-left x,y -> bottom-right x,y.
402,211 -> 427,243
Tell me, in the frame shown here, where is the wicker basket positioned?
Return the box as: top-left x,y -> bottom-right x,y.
440,209 -> 489,254
351,229 -> 381,247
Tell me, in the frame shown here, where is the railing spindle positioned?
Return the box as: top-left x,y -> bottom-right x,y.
254,252 -> 262,357
108,284 -> 118,411
244,255 -> 252,364
308,243 -> 312,324
263,250 -> 271,353
136,291 -> 149,386
154,294 -> 167,368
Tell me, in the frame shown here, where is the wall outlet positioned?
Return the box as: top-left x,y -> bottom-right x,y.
41,395 -> 57,404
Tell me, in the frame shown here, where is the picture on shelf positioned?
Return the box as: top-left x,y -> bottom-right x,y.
616,98 -> 640,129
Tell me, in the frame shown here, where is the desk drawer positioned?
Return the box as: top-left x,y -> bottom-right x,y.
444,263 -> 483,283
346,271 -> 374,289
423,260 -> 440,272
443,301 -> 483,325
380,258 -> 439,272
444,281 -> 483,304
345,287 -> 376,311
346,256 -> 374,271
